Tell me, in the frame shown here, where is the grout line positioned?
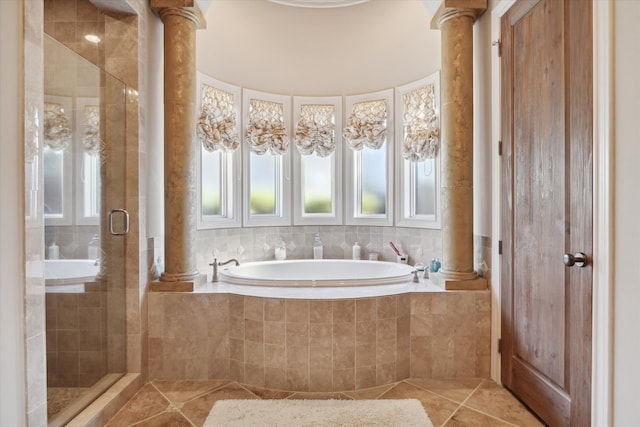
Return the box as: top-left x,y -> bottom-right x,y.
402,379 -> 470,405
107,383 -> 169,427
440,378 -> 523,427
156,380 -> 234,406
236,381 -> 263,399
439,378 -> 486,426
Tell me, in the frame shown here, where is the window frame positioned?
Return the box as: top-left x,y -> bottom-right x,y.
292,96 -> 343,226
344,89 -> 394,227
242,89 -> 292,227
394,72 -> 442,229
74,97 -> 100,226
196,73 -> 242,230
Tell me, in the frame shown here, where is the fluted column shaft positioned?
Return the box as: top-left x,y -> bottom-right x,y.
436,8 -> 480,283
157,7 -> 200,283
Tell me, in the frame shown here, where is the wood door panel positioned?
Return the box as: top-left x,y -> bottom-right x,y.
512,0 -> 566,388
511,356 -> 570,426
501,0 -> 592,425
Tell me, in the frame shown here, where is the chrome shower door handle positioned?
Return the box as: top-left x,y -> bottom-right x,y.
563,252 -> 587,267
109,209 -> 130,235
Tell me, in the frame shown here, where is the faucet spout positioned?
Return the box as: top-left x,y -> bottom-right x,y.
210,258 -> 240,282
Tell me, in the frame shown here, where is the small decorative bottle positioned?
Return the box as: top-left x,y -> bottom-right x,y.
313,233 -> 323,259
352,242 -> 361,260
155,256 -> 163,278
87,234 -> 100,259
48,242 -> 59,260
275,239 -> 287,260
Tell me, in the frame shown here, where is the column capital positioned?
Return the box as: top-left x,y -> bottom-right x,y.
429,0 -> 487,29
150,0 -> 207,29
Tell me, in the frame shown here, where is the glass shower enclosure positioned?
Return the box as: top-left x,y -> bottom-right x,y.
43,34 -> 126,426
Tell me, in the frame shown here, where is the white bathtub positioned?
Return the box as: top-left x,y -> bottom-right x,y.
218,259 -> 415,287
44,259 -> 99,286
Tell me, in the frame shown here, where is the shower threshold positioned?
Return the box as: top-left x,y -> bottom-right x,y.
48,373 -> 123,427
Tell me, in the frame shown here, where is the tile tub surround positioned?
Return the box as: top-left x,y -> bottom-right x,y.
148,290 -> 490,392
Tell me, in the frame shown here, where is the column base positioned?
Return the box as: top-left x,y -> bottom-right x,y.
435,269 -> 488,290
150,272 -> 205,292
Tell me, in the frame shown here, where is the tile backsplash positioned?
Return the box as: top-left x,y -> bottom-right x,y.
196,226 -> 443,281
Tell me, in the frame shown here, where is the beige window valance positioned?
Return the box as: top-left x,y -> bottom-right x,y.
82,105 -> 101,154
246,99 -> 289,155
401,83 -> 440,161
44,102 -> 71,151
197,83 -> 240,152
295,104 -> 336,157
343,99 -> 387,151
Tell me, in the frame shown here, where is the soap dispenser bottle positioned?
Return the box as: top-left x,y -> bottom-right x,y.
275,238 -> 287,260
48,242 -> 59,260
87,234 -> 100,259
352,242 -> 361,260
313,233 -> 323,259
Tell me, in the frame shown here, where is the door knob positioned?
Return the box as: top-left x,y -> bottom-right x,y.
563,252 -> 587,267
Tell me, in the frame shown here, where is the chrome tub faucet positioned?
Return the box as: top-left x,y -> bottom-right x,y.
210,258 -> 239,282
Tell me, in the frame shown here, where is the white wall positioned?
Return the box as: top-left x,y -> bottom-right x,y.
145,5 -> 165,242
0,1 -> 27,425
473,6 -> 494,238
196,0 -> 441,95
613,1 -> 640,425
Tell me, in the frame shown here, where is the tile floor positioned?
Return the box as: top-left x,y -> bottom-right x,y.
104,378 -> 545,426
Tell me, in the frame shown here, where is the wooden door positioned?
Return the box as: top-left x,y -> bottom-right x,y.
500,0 -> 593,426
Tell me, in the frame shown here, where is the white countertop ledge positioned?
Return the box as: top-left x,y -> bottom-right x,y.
194,279 -> 447,299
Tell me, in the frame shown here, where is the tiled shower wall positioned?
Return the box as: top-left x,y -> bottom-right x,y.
45,288 -> 107,387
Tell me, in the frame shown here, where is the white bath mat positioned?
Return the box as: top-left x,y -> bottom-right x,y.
203,398 -> 433,427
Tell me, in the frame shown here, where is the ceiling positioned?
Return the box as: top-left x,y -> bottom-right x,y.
267,0 -> 369,7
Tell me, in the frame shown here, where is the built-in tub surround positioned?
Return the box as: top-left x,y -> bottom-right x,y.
148,290 -> 490,391
219,260 -> 415,287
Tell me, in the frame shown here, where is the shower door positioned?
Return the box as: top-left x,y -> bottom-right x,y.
43,34 -> 127,425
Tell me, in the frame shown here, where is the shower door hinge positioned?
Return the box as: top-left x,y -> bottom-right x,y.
498,240 -> 503,255
492,39 -> 501,57
498,338 -> 503,354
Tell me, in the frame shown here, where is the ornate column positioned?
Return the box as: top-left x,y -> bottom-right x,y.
151,1 -> 205,291
432,0 -> 486,290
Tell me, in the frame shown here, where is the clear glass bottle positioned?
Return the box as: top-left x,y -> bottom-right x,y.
413,247 -> 425,272
275,239 -> 287,260
87,234 -> 100,259
313,233 -> 323,259
352,241 -> 361,260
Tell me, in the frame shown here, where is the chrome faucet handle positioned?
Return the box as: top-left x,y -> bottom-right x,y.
412,270 -> 420,283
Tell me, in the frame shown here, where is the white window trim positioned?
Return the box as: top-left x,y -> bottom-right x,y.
344,89 -> 394,227
196,73 -> 242,229
394,72 -> 442,229
292,96 -> 343,225
242,89 -> 292,227
74,97 -> 100,226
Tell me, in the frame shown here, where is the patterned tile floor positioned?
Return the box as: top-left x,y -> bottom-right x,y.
105,378 -> 545,426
